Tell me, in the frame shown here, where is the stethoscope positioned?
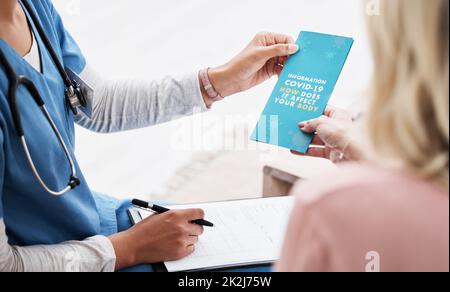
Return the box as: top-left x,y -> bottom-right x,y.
0,0 -> 86,196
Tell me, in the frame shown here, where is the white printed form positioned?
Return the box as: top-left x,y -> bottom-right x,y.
139,196 -> 295,272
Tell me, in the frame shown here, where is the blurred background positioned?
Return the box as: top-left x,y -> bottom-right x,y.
53,0 -> 373,203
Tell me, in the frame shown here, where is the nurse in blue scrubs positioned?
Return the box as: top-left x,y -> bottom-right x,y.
0,0 -> 298,272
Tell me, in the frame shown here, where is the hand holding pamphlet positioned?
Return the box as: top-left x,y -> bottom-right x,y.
251,31 -> 354,153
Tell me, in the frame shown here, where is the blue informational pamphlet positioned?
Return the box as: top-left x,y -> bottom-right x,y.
251,31 -> 354,153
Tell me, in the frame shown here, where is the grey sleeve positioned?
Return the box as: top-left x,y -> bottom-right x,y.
74,66 -> 208,133
0,219 -> 116,272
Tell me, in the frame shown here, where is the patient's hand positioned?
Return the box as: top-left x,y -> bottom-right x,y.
292,106 -> 365,163
205,32 -> 299,101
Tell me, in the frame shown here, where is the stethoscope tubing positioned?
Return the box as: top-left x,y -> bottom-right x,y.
6,75 -> 79,196
0,4 -> 81,196
21,104 -> 78,196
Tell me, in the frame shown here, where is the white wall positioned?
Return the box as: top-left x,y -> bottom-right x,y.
53,0 -> 373,199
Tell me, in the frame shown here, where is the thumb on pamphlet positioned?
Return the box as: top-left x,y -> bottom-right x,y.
260,43 -> 299,59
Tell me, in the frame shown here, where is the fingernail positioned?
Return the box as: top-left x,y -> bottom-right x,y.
288,44 -> 299,53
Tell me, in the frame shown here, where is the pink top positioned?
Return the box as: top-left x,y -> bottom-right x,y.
276,164 -> 449,272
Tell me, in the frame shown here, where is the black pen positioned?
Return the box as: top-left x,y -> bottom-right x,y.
132,199 -> 214,227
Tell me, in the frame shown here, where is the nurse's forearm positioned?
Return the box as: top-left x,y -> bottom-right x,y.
0,219 -> 116,272
199,66 -> 237,108
0,220 -> 25,272
75,65 -> 208,133
109,231 -> 137,271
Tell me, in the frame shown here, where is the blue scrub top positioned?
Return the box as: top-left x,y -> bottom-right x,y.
0,0 -> 123,247
0,1 -> 270,273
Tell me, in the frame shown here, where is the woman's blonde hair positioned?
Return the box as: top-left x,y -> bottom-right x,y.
366,0 -> 449,187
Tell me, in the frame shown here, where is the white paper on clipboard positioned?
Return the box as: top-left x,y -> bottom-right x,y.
134,196 -> 295,272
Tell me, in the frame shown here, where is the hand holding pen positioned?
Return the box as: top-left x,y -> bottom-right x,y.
110,200 -> 213,269
132,199 -> 214,227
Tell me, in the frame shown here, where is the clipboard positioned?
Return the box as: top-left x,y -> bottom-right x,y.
127,196 -> 294,272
